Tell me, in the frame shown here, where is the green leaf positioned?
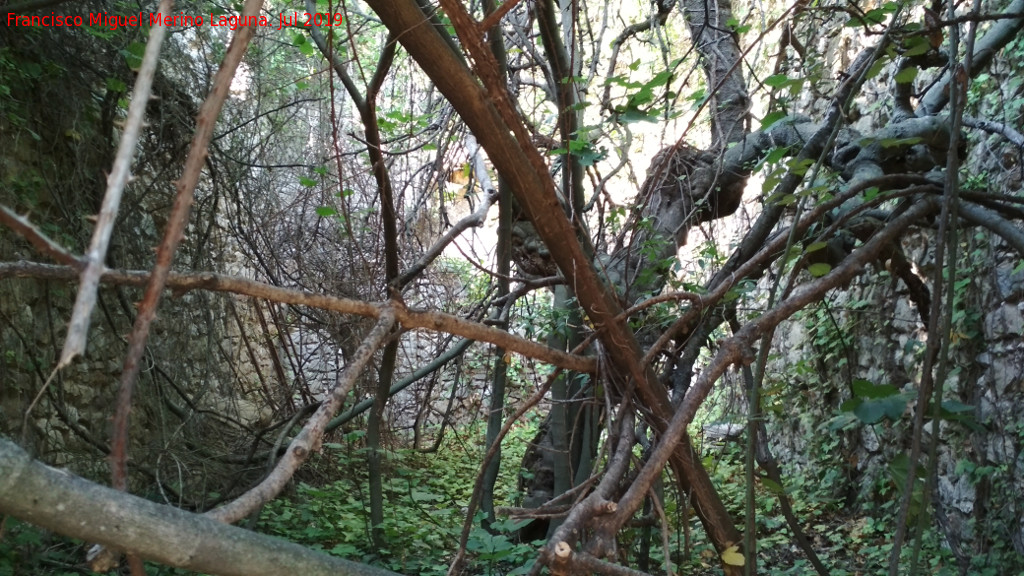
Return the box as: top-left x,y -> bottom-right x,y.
764,146 -> 789,164
764,74 -> 791,88
122,42 -> 146,71
854,396 -> 907,423
760,111 -> 787,130
852,379 -> 899,399
843,380 -> 910,424
294,34 -> 314,56
787,157 -> 815,176
299,176 -> 318,187
782,245 -> 803,265
895,67 -> 918,84
762,167 -> 784,194
805,241 -> 828,254
616,106 -> 660,124
903,36 -> 932,57
647,69 -> 673,88
105,77 -> 127,92
685,87 -> 707,110
865,57 -> 889,80
315,206 -> 337,217
807,262 -> 831,277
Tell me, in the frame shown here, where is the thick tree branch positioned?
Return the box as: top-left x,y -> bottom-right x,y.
0,439 -> 403,576
918,0 -> 1024,115
963,114 -> 1024,149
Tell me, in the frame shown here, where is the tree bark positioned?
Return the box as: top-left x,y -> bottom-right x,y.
0,439 -> 403,576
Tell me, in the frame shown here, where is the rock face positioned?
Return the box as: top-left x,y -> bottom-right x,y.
758,222 -> 1024,558
0,26 -> 272,498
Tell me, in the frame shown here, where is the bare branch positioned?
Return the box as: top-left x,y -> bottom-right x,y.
0,204 -> 82,267
963,115 -> 1024,149
60,0 -> 173,367
393,188 -> 500,290
0,261 -> 595,372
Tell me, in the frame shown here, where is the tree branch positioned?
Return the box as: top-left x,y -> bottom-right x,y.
59,0 -> 173,367
108,0 -> 263,494
0,439 -> 403,576
0,261 -> 595,372
918,0 -> 1024,115
0,205 -> 82,267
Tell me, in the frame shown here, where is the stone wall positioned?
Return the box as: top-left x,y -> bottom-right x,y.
758,220 -> 1024,558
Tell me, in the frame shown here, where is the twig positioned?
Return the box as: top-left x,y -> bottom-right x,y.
393,188 -> 500,289
0,205 -> 82,267
648,488 -> 676,576
479,0 -> 524,33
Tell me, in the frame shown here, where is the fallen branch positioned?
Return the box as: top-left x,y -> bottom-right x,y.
0,439 -> 403,576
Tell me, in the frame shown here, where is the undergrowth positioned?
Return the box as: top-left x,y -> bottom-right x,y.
2,416 -> 1020,575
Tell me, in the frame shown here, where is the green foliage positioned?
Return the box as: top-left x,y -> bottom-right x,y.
549,129 -> 607,167
839,378 -> 911,425
0,519 -> 99,576
606,57 -> 685,123
465,517 -> 537,576
844,2 -> 901,30
257,420 -> 537,575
